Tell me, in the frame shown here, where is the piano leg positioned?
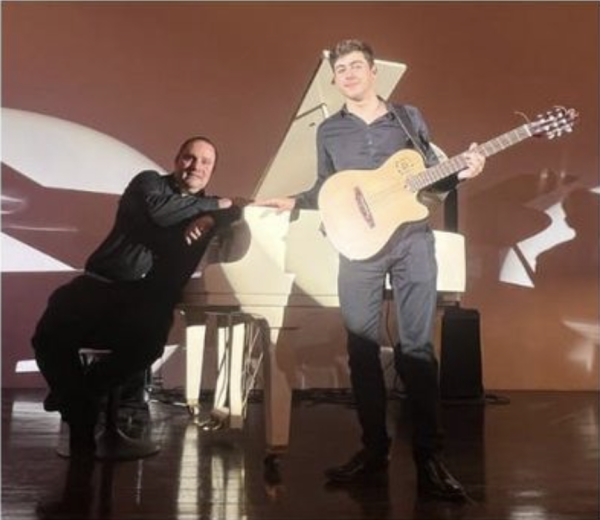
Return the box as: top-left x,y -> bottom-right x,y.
227,318 -> 249,429
182,305 -> 295,453
211,317 -> 231,423
263,326 -> 294,455
184,322 -> 208,417
183,311 -> 232,423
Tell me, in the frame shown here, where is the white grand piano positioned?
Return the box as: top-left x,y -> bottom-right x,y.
177,52 -> 465,454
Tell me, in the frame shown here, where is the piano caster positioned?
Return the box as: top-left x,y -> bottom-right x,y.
263,452 -> 284,499
264,452 -> 282,466
186,402 -> 201,418
194,416 -> 225,431
193,407 -> 229,431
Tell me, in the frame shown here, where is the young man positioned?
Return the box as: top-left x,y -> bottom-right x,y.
32,136 -> 245,458
257,40 -> 485,501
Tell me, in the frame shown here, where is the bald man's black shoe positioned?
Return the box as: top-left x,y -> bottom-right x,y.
325,449 -> 389,483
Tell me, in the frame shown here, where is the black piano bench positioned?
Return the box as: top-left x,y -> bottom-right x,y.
56,348 -> 160,461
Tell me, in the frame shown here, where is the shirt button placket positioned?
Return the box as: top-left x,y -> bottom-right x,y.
366,128 -> 376,162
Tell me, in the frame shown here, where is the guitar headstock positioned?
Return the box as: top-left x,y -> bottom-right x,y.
530,106 -> 579,139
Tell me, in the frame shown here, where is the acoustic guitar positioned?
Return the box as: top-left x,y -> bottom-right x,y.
317,106 -> 579,260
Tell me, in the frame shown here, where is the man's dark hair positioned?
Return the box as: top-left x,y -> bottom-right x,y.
328,39 -> 375,69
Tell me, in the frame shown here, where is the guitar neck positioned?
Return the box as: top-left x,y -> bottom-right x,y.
411,123 -> 533,191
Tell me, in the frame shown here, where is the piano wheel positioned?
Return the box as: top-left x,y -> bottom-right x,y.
186,403 -> 201,418
263,453 -> 284,499
194,414 -> 226,432
264,453 -> 281,466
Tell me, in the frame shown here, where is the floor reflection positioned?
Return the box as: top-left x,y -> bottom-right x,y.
178,422 -> 248,520
263,454 -> 285,501
2,390 -> 598,520
35,458 -> 96,519
324,473 -> 392,519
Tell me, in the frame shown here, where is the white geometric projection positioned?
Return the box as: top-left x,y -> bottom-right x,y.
1,107 -> 165,273
1,232 -> 74,272
2,107 -> 164,195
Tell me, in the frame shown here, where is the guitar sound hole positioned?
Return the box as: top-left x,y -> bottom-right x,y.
353,187 -> 375,228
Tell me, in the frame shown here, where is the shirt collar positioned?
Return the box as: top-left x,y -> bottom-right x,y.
168,173 -> 206,198
340,97 -> 396,120
167,173 -> 182,193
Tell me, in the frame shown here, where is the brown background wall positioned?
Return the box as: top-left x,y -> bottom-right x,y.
2,1 -> 598,390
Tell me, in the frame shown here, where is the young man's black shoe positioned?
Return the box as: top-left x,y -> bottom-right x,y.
416,455 -> 467,502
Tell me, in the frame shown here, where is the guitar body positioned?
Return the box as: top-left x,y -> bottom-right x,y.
316,106 -> 578,261
318,149 -> 430,260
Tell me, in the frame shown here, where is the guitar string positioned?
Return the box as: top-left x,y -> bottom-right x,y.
334,113 -> 572,210
358,124 -> 538,203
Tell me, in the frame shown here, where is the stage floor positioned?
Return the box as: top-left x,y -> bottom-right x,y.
2,388 -> 598,520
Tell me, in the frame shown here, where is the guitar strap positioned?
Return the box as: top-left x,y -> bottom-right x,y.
389,104 -> 432,166
390,103 -> 450,207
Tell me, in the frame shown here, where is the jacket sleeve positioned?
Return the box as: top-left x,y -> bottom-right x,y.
210,205 -> 243,228
128,170 -> 222,227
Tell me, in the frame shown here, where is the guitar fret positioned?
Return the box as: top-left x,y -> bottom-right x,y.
417,124 -> 533,189
318,106 -> 577,260
481,126 -> 531,156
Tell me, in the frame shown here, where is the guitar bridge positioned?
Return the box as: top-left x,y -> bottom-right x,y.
354,187 -> 375,228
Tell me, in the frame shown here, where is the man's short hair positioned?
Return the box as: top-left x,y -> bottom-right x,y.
328,39 -> 375,69
175,136 -> 218,168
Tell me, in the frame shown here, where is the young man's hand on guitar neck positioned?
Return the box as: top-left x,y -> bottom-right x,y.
458,143 -> 486,180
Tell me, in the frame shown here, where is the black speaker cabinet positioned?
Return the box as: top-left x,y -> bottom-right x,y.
440,307 -> 484,400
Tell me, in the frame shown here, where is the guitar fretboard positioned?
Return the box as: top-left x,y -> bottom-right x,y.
409,124 -> 533,191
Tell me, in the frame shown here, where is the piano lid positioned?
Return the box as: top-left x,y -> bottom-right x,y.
184,52 -> 465,310
253,51 -> 407,200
